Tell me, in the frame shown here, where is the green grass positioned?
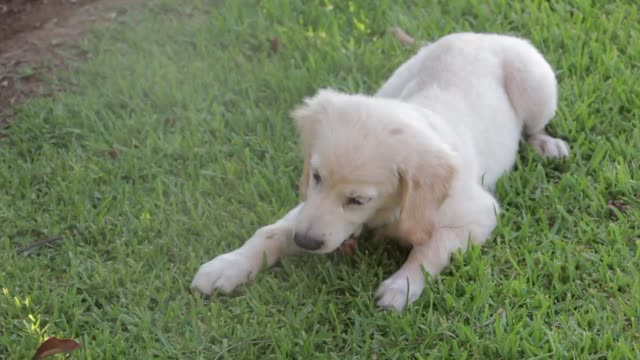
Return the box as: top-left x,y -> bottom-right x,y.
1,0 -> 639,358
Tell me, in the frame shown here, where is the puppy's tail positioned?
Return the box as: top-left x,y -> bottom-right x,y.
390,26 -> 430,47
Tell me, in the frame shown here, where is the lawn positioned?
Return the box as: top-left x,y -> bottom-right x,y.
1,0 -> 639,358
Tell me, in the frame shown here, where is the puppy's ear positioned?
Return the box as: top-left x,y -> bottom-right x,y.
397,138 -> 459,245
290,88 -> 339,200
298,154 -> 311,200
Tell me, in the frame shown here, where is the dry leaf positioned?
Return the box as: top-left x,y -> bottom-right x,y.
608,199 -> 629,213
270,37 -> 279,52
336,236 -> 358,256
106,148 -> 118,159
32,337 -> 81,360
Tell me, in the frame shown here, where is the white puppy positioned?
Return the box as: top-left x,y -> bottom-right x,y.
191,32 -> 569,312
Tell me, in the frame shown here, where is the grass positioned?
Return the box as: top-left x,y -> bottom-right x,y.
1,0 -> 639,358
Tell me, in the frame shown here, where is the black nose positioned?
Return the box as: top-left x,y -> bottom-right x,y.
294,232 -> 324,251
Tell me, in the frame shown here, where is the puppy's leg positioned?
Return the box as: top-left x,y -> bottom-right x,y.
376,188 -> 498,312
375,232 -> 462,313
191,204 -> 303,295
503,39 -> 569,158
527,132 -> 570,159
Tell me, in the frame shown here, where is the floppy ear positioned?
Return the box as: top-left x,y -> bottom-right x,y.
298,153 -> 311,200
397,139 -> 459,245
290,88 -> 339,200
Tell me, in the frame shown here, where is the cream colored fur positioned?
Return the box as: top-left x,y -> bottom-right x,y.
191,32 -> 569,312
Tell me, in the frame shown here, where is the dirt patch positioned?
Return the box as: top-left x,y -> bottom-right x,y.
0,0 -> 138,125
1,0 -> 84,44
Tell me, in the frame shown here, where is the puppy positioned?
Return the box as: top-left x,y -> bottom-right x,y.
191,32 -> 569,312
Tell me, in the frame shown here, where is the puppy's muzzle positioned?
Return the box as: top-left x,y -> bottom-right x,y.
294,232 -> 324,251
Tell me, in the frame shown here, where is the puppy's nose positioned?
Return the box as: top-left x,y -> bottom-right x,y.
294,232 -> 324,251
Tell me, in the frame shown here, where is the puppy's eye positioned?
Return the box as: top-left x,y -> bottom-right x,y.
346,197 -> 366,206
312,172 -> 321,184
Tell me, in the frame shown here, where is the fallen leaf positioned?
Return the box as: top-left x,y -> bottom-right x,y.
32,337 -> 80,360
335,236 -> 358,256
270,37 -> 279,52
106,148 -> 118,159
608,199 -> 629,213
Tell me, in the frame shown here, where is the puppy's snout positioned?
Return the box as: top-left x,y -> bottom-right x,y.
294,232 -> 324,251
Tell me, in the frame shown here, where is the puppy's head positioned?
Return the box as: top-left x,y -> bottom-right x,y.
291,89 -> 459,253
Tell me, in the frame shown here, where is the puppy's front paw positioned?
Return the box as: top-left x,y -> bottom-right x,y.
191,253 -> 256,295
375,273 -> 424,313
528,134 -> 570,158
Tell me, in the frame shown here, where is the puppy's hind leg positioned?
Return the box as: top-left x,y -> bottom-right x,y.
191,204 -> 303,295
503,39 -> 570,158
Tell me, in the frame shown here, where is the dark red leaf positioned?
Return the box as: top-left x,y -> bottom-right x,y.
106,148 -> 118,159
335,236 -> 358,256
270,37 -> 279,52
32,337 -> 81,360
608,199 -> 630,213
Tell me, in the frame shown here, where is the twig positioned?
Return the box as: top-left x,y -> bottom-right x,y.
214,340 -> 272,360
390,26 -> 416,45
16,236 -> 64,255
390,26 -> 430,47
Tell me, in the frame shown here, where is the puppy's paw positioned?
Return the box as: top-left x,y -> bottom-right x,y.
375,273 -> 424,313
528,134 -> 570,158
191,253 -> 256,295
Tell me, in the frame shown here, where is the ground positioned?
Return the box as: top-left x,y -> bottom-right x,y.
1,0 -> 639,359
0,0 -> 133,125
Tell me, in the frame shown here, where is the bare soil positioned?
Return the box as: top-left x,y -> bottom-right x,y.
0,0 -> 136,125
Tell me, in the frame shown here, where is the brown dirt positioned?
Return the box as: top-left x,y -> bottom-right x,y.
0,0 -> 138,125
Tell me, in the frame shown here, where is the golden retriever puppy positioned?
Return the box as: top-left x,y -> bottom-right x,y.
191,32 -> 569,312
